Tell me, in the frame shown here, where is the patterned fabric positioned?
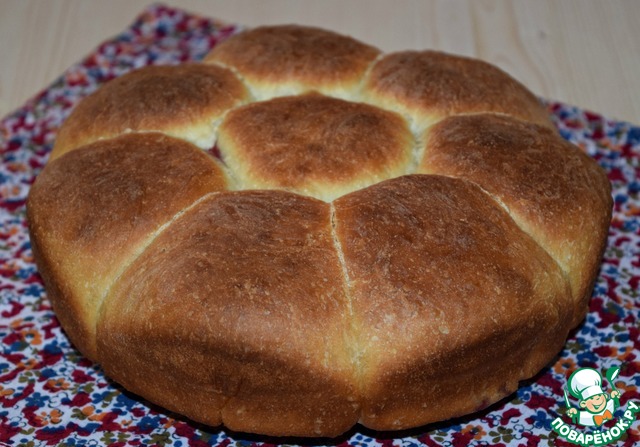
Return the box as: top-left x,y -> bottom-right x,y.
1,4 -> 638,446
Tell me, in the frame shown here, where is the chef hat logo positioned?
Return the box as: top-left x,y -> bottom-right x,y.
568,367 -> 605,401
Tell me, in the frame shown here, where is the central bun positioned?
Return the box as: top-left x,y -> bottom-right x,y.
218,93 -> 414,201
27,25 -> 612,438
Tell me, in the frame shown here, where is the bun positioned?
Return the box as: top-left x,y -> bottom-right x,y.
27,25 -> 612,437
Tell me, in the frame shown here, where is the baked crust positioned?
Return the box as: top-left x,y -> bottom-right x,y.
98,191 -> 358,437
419,114 -> 612,325
27,24 -> 612,438
333,175 -> 573,429
52,63 -> 249,159
28,133 -> 227,359
217,93 -> 414,200
362,50 -> 555,132
205,25 -> 381,101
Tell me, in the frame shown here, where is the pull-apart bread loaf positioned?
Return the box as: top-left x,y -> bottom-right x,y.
27,25 -> 612,437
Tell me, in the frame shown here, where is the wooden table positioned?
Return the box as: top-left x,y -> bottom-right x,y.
1,0 -> 639,124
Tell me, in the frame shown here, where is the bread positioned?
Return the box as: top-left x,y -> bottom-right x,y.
26,25 -> 612,437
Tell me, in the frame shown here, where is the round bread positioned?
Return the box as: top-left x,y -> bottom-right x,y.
27,25 -> 612,438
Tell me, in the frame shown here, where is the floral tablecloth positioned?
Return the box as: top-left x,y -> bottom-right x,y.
1,5 -> 639,447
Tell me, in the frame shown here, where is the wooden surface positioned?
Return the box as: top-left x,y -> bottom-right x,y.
1,0 -> 639,124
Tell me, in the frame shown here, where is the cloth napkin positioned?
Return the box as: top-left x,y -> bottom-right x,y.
1,4 -> 639,447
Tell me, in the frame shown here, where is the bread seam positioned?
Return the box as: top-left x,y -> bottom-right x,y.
425,110 -> 555,133
473,181 -> 572,288
353,51 -> 385,102
205,60 -> 258,103
57,128 -> 217,158
328,202 -> 363,407
406,126 -> 426,176
94,190 -> 222,363
433,173 -> 574,307
209,151 -> 243,191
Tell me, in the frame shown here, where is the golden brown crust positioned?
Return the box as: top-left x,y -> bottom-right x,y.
333,175 -> 573,430
205,25 -> 381,100
419,114 -> 612,325
362,50 -> 554,132
98,191 -> 358,437
28,24 -> 613,438
27,133 -> 227,359
218,93 -> 414,201
52,63 -> 249,159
